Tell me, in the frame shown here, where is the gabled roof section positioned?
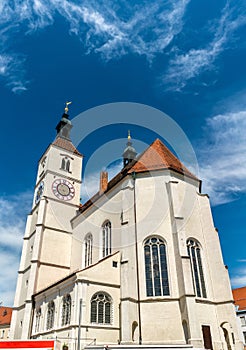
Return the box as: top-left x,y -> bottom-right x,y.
128,138 -> 198,180
52,136 -> 82,156
0,307 -> 12,326
233,286 -> 246,311
77,138 -> 199,215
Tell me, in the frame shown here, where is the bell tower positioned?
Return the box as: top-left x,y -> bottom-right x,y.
10,104 -> 83,339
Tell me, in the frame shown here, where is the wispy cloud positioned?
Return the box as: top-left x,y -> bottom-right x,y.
198,110 -> 246,205
0,192 -> 32,306
164,2 -> 246,91
1,1 -> 245,92
0,52 -> 29,93
230,265 -> 246,288
0,0 -> 190,91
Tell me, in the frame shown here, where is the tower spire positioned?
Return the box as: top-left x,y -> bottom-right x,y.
122,130 -> 137,167
55,101 -> 73,140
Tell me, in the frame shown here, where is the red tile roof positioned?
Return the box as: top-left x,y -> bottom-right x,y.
233,286 -> 246,310
79,138 -> 199,213
0,307 -> 12,326
129,138 -> 198,180
52,137 -> 82,156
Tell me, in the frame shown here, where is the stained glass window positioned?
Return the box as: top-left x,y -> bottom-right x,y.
187,239 -> 207,298
46,301 -> 55,330
90,292 -> 112,324
35,308 -> 41,333
144,237 -> 169,297
102,221 -> 112,257
61,294 -> 71,326
84,233 -> 93,267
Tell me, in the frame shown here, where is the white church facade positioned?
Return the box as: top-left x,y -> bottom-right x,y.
9,109 -> 243,350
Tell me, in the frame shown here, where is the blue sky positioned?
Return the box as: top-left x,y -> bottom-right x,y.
0,0 -> 246,306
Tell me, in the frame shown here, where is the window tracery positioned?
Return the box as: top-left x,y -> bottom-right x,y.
46,301 -> 55,330
144,236 -> 169,297
84,233 -> 93,267
61,294 -> 71,326
102,221 -> 111,258
187,239 -> 207,298
90,292 -> 112,324
35,308 -> 41,333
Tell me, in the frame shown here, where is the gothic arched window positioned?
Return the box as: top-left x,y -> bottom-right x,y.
61,294 -> 71,326
187,239 -> 207,298
84,233 -> 93,267
102,221 -> 111,258
46,301 -> 55,330
35,308 -> 41,333
61,157 -> 71,172
144,236 -> 169,297
90,292 -> 112,324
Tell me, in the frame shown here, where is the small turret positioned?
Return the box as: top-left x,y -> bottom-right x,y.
122,130 -> 137,167
55,101 -> 72,140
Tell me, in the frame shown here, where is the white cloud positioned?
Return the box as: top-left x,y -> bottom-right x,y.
0,192 -> 32,306
0,52 -> 29,93
0,252 -> 21,307
230,265 -> 246,288
164,3 -> 246,91
0,0 -> 190,90
1,0 -> 244,91
198,110 -> 246,205
0,54 -> 10,75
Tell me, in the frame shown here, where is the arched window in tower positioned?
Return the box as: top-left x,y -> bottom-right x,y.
102,221 -> 112,258
144,236 -> 169,297
35,308 -> 41,333
61,294 -> 71,326
60,156 -> 71,173
46,301 -> 55,330
187,239 -> 207,298
90,292 -> 112,324
84,233 -> 93,267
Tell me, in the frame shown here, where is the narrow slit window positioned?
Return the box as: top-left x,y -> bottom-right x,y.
102,221 -> 112,258
187,239 -> 207,298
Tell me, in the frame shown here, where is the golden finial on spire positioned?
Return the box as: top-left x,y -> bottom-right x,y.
64,101 -> 72,114
128,130 -> 131,140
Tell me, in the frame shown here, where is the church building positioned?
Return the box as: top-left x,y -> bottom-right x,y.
10,108 -> 243,350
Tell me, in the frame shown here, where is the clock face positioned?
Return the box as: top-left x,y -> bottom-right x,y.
35,181 -> 44,204
52,179 -> 75,201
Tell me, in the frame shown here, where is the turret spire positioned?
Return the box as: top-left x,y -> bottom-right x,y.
55,102 -> 73,140
122,130 -> 137,167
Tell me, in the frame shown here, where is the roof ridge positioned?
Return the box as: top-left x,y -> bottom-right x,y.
78,138 -> 199,214
127,138 -> 198,180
